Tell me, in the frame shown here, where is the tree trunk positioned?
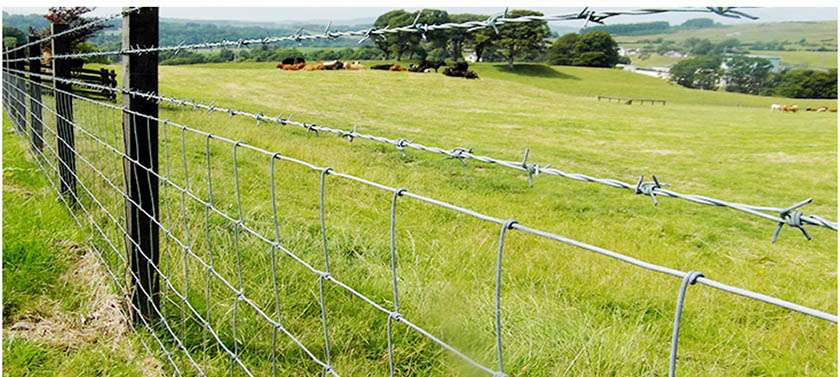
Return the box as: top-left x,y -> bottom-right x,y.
507,46 -> 515,68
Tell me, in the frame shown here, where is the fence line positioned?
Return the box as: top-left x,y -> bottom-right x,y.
8,67 -> 835,242
1,7 -> 758,63
3,6 -> 836,376
3,73 -> 836,377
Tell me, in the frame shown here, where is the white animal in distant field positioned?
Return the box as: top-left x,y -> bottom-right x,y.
770,103 -> 782,112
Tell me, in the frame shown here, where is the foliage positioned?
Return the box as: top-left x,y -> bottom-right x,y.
773,69 -> 837,98
680,18 -> 717,29
586,21 -> 670,36
721,55 -> 774,95
2,25 -> 26,49
546,31 -> 620,68
495,9 -> 549,68
670,55 -> 722,90
33,7 -> 109,52
446,13 -> 486,60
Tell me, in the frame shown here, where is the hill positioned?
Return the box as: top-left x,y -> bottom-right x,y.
616,21 -> 837,51
15,60 -> 832,375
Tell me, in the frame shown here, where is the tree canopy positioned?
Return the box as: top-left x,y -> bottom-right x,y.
546,31 -> 620,68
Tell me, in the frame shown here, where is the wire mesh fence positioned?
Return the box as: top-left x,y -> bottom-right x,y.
1,6 -> 837,377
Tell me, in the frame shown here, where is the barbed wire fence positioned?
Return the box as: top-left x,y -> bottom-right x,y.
2,6 -> 837,377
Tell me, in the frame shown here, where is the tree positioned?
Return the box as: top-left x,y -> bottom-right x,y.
681,18 -> 716,29
773,69 -> 837,99
684,37 -> 714,55
670,55 -> 722,90
447,13 -> 486,60
413,9 -> 450,60
373,10 -> 412,60
3,25 -> 26,49
721,56 -> 774,95
33,7 -> 109,54
494,9 -> 549,68
546,31 -> 620,68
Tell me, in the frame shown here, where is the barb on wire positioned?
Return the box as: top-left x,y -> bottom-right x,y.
3,7 -> 140,56
3,7 -> 758,63
2,72 -> 837,377
6,66 -> 835,241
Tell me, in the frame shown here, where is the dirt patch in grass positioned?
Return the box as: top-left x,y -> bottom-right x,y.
5,241 -> 162,376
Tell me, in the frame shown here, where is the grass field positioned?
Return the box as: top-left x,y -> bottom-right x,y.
629,50 -> 837,70
2,119 -> 154,376
749,49 -> 839,69
3,61 -> 837,376
616,21 -> 838,50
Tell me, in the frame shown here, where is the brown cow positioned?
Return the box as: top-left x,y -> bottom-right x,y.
389,64 -> 407,72
344,61 -> 366,70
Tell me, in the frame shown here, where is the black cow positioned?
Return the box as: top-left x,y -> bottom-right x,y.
281,56 -> 306,65
443,62 -> 478,79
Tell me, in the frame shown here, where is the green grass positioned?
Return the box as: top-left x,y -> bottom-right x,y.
2,119 -> 151,376
629,54 -> 684,68
749,49 -> 838,69
629,50 -> 837,70
4,60 -> 837,376
616,21 -> 838,50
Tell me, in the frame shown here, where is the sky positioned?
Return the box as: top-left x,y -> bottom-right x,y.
3,7 -> 838,26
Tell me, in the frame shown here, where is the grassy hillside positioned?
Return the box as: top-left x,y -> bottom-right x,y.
2,120 -> 154,376
749,49 -> 838,69
5,61 -> 836,376
616,21 -> 838,50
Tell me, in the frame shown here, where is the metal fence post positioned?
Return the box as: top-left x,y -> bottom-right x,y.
52,23 -> 77,201
29,35 -> 43,152
121,7 -> 161,325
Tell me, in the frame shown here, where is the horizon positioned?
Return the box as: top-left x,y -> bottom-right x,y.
3,7 -> 837,27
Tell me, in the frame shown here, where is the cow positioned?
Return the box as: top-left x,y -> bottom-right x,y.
344,61 -> 366,70
770,103 -> 782,112
782,105 -> 799,113
408,60 -> 446,73
389,64 -> 407,72
370,64 -> 393,70
816,107 -> 828,112
322,60 -> 344,70
303,63 -> 325,71
443,62 -> 479,79
281,56 -> 306,65
277,62 -> 306,70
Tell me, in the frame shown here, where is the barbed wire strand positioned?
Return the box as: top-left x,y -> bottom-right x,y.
1,7 -> 756,63
5,53 -> 835,377
2,90 -> 186,376
8,67 -> 834,241
12,75 -> 837,325
2,7 -> 140,56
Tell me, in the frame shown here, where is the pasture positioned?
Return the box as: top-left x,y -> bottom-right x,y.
615,20 -> 838,49
4,61 -> 837,376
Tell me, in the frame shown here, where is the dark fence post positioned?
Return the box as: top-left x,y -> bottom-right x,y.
121,7 -> 160,325
52,23 -> 77,201
13,49 -> 26,131
29,36 -> 43,152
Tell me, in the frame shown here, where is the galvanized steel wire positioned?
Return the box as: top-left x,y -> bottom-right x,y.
8,67 -> 835,241
2,7 -> 756,63
3,73 -> 836,377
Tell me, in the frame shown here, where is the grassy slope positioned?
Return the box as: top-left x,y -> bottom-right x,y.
6,61 -> 836,376
2,119 -> 152,376
615,21 -> 838,48
748,49 -> 839,69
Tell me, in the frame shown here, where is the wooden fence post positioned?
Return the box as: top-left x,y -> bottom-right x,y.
52,23 -> 77,201
121,7 -> 160,325
29,36 -> 43,152
13,49 -> 27,131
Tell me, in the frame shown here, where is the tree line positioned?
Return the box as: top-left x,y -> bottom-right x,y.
670,55 -> 837,99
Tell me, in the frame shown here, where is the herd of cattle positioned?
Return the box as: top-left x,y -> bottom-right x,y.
276,57 -> 479,79
770,104 -> 836,113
